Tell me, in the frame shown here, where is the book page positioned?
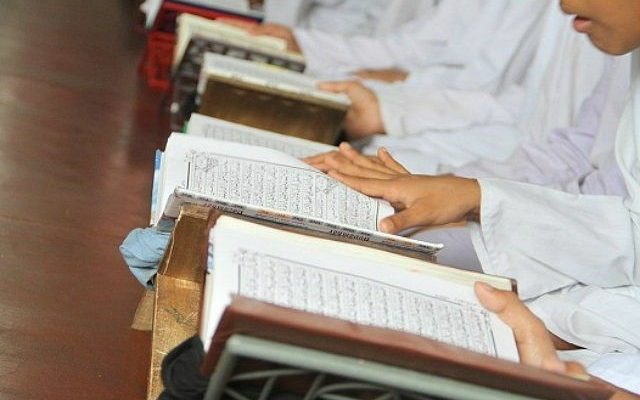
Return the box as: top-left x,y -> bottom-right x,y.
199,53 -> 350,106
156,134 -> 393,229
202,217 -> 518,361
186,114 -> 336,158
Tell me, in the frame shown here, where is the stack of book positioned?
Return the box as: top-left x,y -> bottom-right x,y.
136,14 -> 613,400
146,144 -> 613,398
139,0 -> 264,90
169,14 -> 306,130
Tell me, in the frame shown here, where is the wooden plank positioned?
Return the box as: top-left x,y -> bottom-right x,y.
148,276 -> 203,400
147,205 -> 210,400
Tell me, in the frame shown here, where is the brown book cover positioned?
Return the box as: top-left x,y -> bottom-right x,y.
203,297 -> 614,400
198,77 -> 347,145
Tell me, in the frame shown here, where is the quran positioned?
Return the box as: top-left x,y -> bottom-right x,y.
153,132 -> 442,256
186,113 -> 336,158
196,53 -> 350,144
201,215 -> 519,361
203,297 -> 613,400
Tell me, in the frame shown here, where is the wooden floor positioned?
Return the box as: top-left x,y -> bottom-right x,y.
0,1 -> 168,398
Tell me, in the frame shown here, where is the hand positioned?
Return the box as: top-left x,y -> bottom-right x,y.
477,284 -> 640,398
217,20 -> 301,53
305,143 -> 409,177
353,68 -> 409,83
319,81 -> 384,140
474,283 -> 573,372
329,170 -> 480,233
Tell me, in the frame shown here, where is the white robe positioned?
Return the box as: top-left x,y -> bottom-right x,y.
413,56 -> 629,271
469,50 -> 640,357
366,6 -> 608,172
263,0 -> 433,37
295,0 -> 546,77
454,56 -> 630,196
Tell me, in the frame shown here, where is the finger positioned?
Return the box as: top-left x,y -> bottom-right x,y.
474,283 -> 563,370
474,282 -> 546,339
364,155 -> 385,165
563,362 -> 589,380
328,170 -> 392,199
378,147 -> 409,174
307,161 -> 332,173
319,150 -> 392,179
474,282 -> 510,314
312,153 -> 354,173
379,203 -> 432,233
327,159 -> 394,180
318,81 -> 358,93
248,24 -> 283,36
339,143 -> 396,174
302,151 -> 338,164
352,69 -> 373,79
217,18 -> 256,30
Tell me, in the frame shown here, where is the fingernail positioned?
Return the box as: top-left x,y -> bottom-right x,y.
380,219 -> 393,233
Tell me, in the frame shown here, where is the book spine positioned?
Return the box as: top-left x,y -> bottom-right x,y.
167,189 -> 440,256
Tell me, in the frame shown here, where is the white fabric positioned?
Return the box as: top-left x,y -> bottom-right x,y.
469,50 -> 640,354
366,6 -> 607,171
588,353 -> 640,394
559,350 -> 640,394
264,0 -> 432,37
404,57 -> 629,271
295,0 -> 506,76
410,227 -> 482,272
454,56 -> 630,196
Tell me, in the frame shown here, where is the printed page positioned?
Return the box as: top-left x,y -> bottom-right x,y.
156,133 -> 394,228
202,217 -> 518,361
186,114 -> 336,158
199,53 -> 350,106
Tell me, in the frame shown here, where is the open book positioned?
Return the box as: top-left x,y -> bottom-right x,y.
204,298 -> 612,400
186,113 -> 336,158
197,53 -> 345,105
154,133 -> 442,255
201,215 -> 518,361
174,13 -> 304,70
196,53 -> 350,143
170,19 -> 307,130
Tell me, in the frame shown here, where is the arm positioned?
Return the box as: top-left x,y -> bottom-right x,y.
453,59 -> 625,190
471,178 -> 639,298
314,146 -> 639,298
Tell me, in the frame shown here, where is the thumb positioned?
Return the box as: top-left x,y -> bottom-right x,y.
474,282 -> 509,314
380,206 -> 429,233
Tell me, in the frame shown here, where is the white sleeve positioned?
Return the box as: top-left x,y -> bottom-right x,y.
295,28 -> 450,76
299,0 -> 387,36
470,178 -> 639,299
294,0 -> 479,75
377,88 -> 516,137
587,353 -> 640,394
527,285 -> 640,355
454,63 -> 614,187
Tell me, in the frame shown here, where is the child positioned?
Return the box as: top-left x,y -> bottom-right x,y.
313,0 -> 640,390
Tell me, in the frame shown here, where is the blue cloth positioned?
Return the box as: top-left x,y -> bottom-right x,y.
120,219 -> 174,288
